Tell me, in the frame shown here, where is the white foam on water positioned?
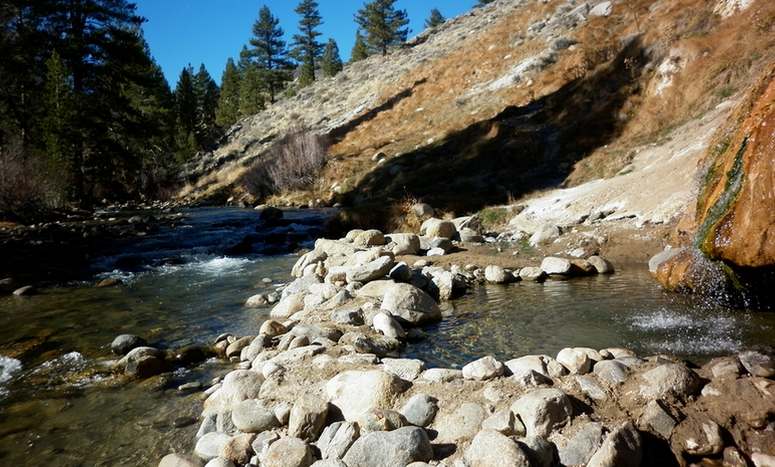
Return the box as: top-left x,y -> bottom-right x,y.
95,269 -> 137,283
0,355 -> 22,399
629,310 -> 736,332
33,351 -> 86,374
190,256 -> 252,275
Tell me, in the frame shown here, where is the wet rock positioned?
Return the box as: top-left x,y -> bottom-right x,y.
378,283 -> 441,325
541,257 -> 572,275
195,432 -> 232,461
159,453 -> 204,467
519,266 -> 547,282
420,218 -> 457,239
12,285 -> 36,296
231,399 -> 280,433
462,355 -> 505,380
316,421 -> 359,460
342,426 -> 433,467
121,346 -> 168,379
325,369 -> 408,421
464,429 -> 531,467
484,265 -> 509,284
400,394 -> 438,427
638,363 -> 703,401
353,229 -> 385,247
245,294 -> 269,308
511,388 -> 574,437
372,312 -> 406,339
739,350 -> 775,378
588,256 -> 614,274
288,396 -> 329,441
638,399 -> 676,439
111,334 -> 147,355
96,277 -> 122,288
175,345 -> 211,366
586,422 -> 642,467
556,422 -> 605,466
381,358 -> 424,381
221,433 -> 256,465
263,437 -> 314,467
648,247 -> 686,274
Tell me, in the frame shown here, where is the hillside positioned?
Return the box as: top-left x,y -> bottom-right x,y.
179,0 -> 774,231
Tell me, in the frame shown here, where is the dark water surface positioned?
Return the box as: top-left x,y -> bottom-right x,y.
0,208 -> 773,465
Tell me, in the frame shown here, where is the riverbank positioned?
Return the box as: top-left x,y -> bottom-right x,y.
157,217 -> 775,467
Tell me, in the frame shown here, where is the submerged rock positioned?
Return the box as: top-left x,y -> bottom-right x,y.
111,334 -> 146,356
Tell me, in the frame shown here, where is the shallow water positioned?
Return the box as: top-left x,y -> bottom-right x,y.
0,208 -> 773,465
408,270 -> 775,368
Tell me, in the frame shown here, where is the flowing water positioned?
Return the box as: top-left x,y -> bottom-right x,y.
0,207 -> 773,466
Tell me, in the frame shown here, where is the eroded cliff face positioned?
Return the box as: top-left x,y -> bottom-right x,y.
654,68 -> 775,303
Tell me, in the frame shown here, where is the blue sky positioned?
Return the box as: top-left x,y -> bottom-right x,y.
135,0 -> 477,87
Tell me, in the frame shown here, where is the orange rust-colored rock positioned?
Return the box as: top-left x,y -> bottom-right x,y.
694,68 -> 775,268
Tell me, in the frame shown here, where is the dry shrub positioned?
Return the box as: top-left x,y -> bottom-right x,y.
243,127 -> 329,198
0,139 -> 67,220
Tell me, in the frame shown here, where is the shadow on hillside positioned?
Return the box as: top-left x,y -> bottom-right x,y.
336,37 -> 650,229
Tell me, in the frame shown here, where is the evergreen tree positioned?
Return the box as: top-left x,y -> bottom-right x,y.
239,64 -> 265,117
320,39 -> 343,77
42,51 -> 74,170
249,5 -> 291,104
216,58 -> 241,128
350,30 -> 369,62
354,0 -> 410,56
425,8 -> 445,29
477,0 -> 495,5
174,65 -> 197,136
193,63 -> 220,147
290,0 -> 324,86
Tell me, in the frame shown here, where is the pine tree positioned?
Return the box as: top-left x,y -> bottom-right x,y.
350,30 -> 369,62
174,65 -> 197,136
290,0 -> 324,86
354,0 -> 410,56
249,5 -> 291,103
42,51 -> 74,169
320,39 -> 343,77
425,8 -> 445,29
216,58 -> 241,128
477,0 -> 495,6
239,64 -> 266,117
193,63 -> 220,147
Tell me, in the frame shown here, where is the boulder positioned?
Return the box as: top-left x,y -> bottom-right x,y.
292,250 -> 327,278
519,267 -> 547,282
481,409 -> 521,436
484,265 -> 509,284
511,388 -> 574,437
231,399 -> 280,433
648,247 -> 686,274
325,370 -> 408,421
588,256 -> 614,274
400,394 -> 438,427
464,430 -> 531,467
259,320 -> 287,337
593,360 -> 630,385
121,346 -> 168,379
556,348 -> 595,374
541,257 -> 573,275
638,400 -> 676,439
420,368 -> 463,383
419,218 -> 457,239
433,402 -> 487,442
520,436 -> 559,467
386,234 -> 421,256
411,203 -> 434,218
388,262 -> 412,282
111,334 -> 146,355
342,427 -> 433,467
353,229 -> 385,247
316,421 -> 359,460
462,356 -> 505,380
379,283 -> 441,325
556,422 -> 605,466
529,224 -> 560,246
245,294 -> 269,308
356,408 -> 409,433
159,453 -> 204,467
587,422 -> 642,467
225,336 -> 252,359
221,433 -> 255,465
263,437 -> 314,467
589,1 -> 613,17
346,256 -> 394,284
204,459 -> 234,467
739,350 -> 775,377
270,293 -> 306,319
381,358 -> 424,381
638,363 -> 703,401
288,397 -> 329,441
204,370 -> 264,414
372,312 -> 406,339
195,432 -> 232,461
459,228 -> 484,243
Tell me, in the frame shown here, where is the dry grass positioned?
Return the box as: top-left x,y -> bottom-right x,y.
0,140 -> 67,220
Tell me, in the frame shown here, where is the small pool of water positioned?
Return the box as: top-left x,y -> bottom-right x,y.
408,269 -> 775,368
